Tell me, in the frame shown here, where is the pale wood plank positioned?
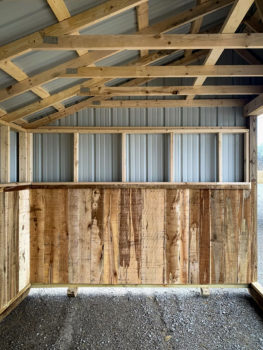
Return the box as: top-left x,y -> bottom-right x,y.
0,126 -> 10,183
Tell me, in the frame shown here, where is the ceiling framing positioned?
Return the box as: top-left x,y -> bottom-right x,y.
0,0 -> 262,133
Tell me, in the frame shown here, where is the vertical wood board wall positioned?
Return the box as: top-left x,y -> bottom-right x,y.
30,187 -> 256,285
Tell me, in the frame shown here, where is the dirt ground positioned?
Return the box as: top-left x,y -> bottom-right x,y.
0,288 -> 263,350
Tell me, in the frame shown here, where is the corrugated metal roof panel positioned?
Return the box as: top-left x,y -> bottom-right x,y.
12,50 -> 78,76
0,70 -> 16,89
0,91 -> 39,113
0,0 -> 56,45
41,77 -> 86,94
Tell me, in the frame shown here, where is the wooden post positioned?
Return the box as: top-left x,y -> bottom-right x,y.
169,132 -> 174,182
122,133 -> 126,182
73,133 -> 79,182
250,282 -> 263,312
218,132 -> 222,182
0,126 -> 10,183
250,116 -> 257,282
244,132 -> 250,182
19,132 -> 32,182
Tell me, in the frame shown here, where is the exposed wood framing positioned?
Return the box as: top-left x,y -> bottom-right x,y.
187,0 -> 254,100
62,65 -> 263,79
169,133 -> 174,182
218,133 -> 223,182
25,126 -> 249,134
136,2 -> 149,56
0,126 -> 10,183
0,0 -> 146,63
234,49 -> 262,65
244,13 -> 263,33
73,133 -> 79,183
19,133 -> 33,183
6,51 -> 207,127
0,0 -> 233,103
79,85 -> 263,97
36,33 -> 263,50
0,284 -> 30,322
250,282 -> 263,312
122,134 -> 127,182
244,132 -> 250,182
244,93 -> 263,116
185,0 -> 206,58
250,117 -> 257,282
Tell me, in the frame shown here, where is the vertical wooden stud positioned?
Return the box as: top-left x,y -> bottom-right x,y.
19,132 -> 33,182
244,132 -> 250,182
73,133 -> 79,182
218,133 -> 222,182
249,116 -> 257,282
169,132 -> 174,182
0,126 -> 10,183
122,133 -> 126,182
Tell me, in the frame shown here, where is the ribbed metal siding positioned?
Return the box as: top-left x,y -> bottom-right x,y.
33,134 -> 73,182
10,131 -> 18,182
34,107 -> 246,182
79,134 -> 121,181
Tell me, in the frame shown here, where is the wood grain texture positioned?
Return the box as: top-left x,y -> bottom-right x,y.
0,190 -> 30,312
29,187 -> 255,285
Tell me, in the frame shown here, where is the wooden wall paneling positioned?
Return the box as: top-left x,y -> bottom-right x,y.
119,188 -> 142,284
18,190 -> 30,291
238,189 -> 252,283
199,190 -> 211,284
68,189 -> 80,283
224,190 -> 239,283
90,188 -> 104,284
166,189 -> 189,284
30,189 -> 45,283
103,189 -> 120,284
189,190 -> 200,284
141,189 -> 165,284
210,190 -> 225,284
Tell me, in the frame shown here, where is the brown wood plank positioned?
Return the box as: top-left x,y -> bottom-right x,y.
166,189 -> 189,284
90,188 -> 104,284
210,190 -> 225,284
189,190 -> 200,284
199,190 -> 211,284
141,189 -> 165,284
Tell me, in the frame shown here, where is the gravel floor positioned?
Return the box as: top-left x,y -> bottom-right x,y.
0,288 -> 263,350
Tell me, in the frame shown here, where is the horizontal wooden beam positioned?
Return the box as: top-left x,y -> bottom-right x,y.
62,65 -> 263,78
26,126 -> 249,134
79,85 -> 263,97
37,33 -> 263,50
244,93 -> 263,116
0,0 -> 233,99
0,0 -> 146,63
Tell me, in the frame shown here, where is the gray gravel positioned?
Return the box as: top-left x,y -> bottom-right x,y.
0,288 -> 263,350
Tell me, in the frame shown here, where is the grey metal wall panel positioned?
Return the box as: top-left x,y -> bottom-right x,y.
222,134 -> 244,182
173,134 -> 217,182
10,131 -> 18,182
79,134 -> 121,182
127,134 -> 169,182
33,134 -> 73,182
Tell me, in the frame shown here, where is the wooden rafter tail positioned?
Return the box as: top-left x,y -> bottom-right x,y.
36,33 -> 263,50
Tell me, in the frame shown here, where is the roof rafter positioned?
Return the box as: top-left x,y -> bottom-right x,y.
0,0 -> 146,63
186,0 -> 254,101
0,0 -> 233,103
